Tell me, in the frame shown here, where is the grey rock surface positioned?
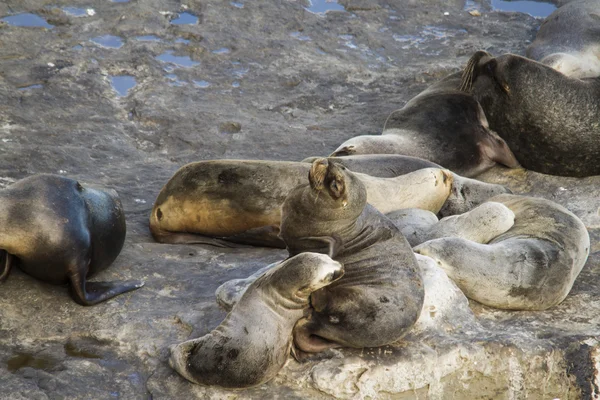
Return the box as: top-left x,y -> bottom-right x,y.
1,0 -> 598,399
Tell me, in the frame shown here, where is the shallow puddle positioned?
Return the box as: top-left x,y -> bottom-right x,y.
212,47 -> 231,54
110,76 -> 136,96
1,13 -> 54,28
62,7 -> 94,17
193,80 -> 211,88
18,84 -> 43,91
90,35 -> 124,49
175,38 -> 190,44
491,0 -> 557,17
306,0 -> 346,14
156,51 -> 200,70
230,2 -> 244,8
166,74 -> 186,86
171,12 -> 198,25
7,353 -> 60,373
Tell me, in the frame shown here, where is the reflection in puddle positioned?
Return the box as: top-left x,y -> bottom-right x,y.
135,35 -> 161,42
306,0 -> 346,14
491,0 -> 556,17
110,75 -> 136,96
1,13 -> 54,28
171,12 -> 198,25
193,80 -> 211,88
175,38 -> 190,44
291,32 -> 311,41
7,353 -> 60,372
18,84 -> 43,91
156,51 -> 200,69
62,7 -> 94,17
213,47 -> 231,54
90,35 -> 124,49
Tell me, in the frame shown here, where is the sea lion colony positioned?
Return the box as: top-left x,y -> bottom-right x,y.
0,0 -> 597,391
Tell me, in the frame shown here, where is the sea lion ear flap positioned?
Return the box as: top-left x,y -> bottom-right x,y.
309,158 -> 329,191
459,50 -> 494,93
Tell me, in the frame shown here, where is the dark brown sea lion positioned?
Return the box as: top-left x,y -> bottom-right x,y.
459,50 -> 600,177
527,0 -> 600,79
279,158 -> 424,352
0,174 -> 143,305
415,194 -> 590,310
331,72 -> 520,177
169,252 -> 343,388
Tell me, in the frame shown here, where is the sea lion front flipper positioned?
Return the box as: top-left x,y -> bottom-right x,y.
293,318 -> 342,353
479,130 -> 521,169
68,265 -> 144,306
0,251 -> 14,283
151,229 -> 254,248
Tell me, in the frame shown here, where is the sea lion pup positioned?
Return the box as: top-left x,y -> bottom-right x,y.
331,72 -> 520,178
388,202 -> 515,247
0,174 -> 143,305
414,194 -> 590,311
526,0 -> 600,79
279,158 -> 424,351
459,50 -> 600,177
169,252 -> 344,388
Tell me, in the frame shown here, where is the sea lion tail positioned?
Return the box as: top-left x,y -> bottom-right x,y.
0,250 -> 14,283
459,51 -> 494,92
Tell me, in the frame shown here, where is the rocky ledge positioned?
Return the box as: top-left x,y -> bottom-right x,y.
0,0 -> 598,399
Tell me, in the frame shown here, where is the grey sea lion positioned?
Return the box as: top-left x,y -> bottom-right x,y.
331,72 -> 520,177
168,252 -> 344,388
279,158 -> 424,352
414,194 -> 590,310
459,50 -> 600,177
0,174 -> 143,305
527,0 -> 600,79
150,159 -> 509,248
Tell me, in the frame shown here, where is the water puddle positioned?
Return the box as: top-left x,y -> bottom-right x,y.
290,32 -> 311,41
135,35 -> 161,42
72,44 -> 83,51
171,12 -> 198,25
156,51 -> 200,70
1,13 -> 54,28
491,0 -> 556,17
230,2 -> 244,8
7,352 -> 61,373
212,47 -> 231,54
193,80 -> 211,88
90,35 -> 124,49
110,75 -> 136,96
62,7 -> 94,17
232,81 -> 240,88
175,38 -> 190,44
306,0 -> 346,14
18,84 -> 43,91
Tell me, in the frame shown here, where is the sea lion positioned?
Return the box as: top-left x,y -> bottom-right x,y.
459,50 -> 600,177
302,154 -> 441,176
388,202 -> 515,247
168,252 -> 344,388
150,158 -> 509,247
331,72 -> 520,177
0,174 -> 143,305
527,0 -> 600,79
280,158 -> 424,352
414,194 -> 590,310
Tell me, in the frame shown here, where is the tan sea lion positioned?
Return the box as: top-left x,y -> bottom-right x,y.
0,174 -> 143,305
168,252 -> 343,388
150,159 -> 509,247
414,194 -> 590,310
280,158 -> 424,352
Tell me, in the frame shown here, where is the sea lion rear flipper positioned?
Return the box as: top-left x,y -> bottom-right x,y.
0,251 -> 14,283
68,266 -> 144,306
